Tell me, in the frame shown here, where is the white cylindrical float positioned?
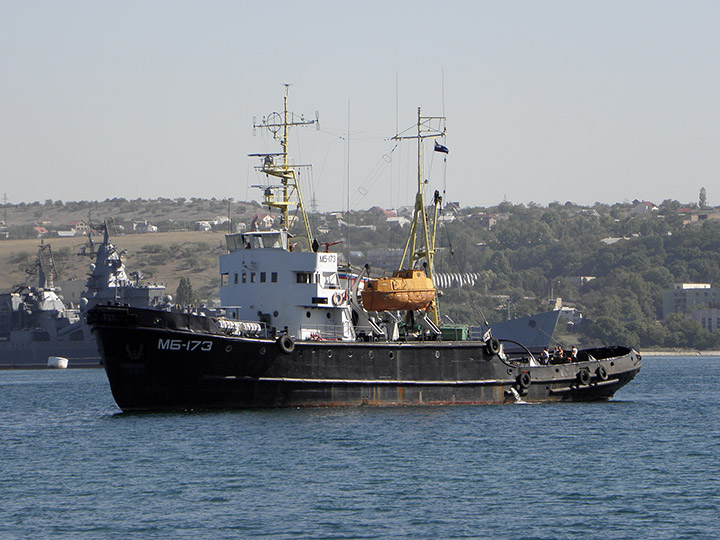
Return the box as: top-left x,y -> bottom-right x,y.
47,356 -> 69,369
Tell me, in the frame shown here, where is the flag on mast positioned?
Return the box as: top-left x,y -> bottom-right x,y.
434,141 -> 449,154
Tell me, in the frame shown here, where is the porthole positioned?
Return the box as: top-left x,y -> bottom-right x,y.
273,311 -> 279,317
306,311 -> 311,318
225,345 -> 233,353
327,350 -> 333,358
347,350 -> 353,358
259,347 -> 266,355
435,350 -> 440,359
389,351 -> 395,359
368,351 -> 374,359
326,312 -> 331,319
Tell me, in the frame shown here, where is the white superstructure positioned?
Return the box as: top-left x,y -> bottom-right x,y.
219,230 -> 355,340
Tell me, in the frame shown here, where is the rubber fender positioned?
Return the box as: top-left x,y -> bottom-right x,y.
279,335 -> 295,354
517,371 -> 531,389
486,338 -> 501,355
596,365 -> 609,381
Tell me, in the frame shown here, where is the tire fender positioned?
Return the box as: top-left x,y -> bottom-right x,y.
279,335 -> 295,354
486,338 -> 501,356
596,365 -> 609,381
517,371 -> 531,390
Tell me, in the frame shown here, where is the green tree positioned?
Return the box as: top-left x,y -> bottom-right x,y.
176,276 -> 199,306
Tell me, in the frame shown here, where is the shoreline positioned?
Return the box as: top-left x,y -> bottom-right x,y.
640,350 -> 720,357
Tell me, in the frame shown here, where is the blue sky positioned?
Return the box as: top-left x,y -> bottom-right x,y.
2,1 -> 718,211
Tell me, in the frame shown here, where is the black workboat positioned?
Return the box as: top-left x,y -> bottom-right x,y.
88,304 -> 640,411
88,88 -> 641,411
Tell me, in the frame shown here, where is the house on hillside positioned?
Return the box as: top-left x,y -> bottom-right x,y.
632,201 -> 658,215
57,220 -> 89,236
133,220 -> 158,233
472,213 -> 497,230
386,216 -> 410,228
67,220 -> 90,234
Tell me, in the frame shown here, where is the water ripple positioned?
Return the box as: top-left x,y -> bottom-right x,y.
1,359 -> 719,539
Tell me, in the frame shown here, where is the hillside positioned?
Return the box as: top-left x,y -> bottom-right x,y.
0,231 -> 226,303
0,197 -> 264,229
3,196 -> 720,350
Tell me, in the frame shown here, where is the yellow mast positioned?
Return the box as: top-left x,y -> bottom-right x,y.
393,107 -> 446,324
250,85 -> 317,250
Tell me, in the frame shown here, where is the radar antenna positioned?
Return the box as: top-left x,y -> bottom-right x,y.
249,85 -> 317,251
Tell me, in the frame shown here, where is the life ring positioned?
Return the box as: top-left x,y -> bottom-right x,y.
486,338 -> 501,355
517,371 -> 531,390
332,292 -> 343,306
596,365 -> 609,381
279,335 -> 295,354
577,369 -> 591,386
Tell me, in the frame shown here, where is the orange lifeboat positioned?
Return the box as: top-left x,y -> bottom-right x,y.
361,269 -> 436,311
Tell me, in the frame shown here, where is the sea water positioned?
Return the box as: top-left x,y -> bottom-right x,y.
1,357 -> 718,540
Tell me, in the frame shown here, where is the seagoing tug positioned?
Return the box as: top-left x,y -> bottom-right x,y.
87,86 -> 641,411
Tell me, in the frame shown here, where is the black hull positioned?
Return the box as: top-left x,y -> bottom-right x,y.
88,306 -> 641,412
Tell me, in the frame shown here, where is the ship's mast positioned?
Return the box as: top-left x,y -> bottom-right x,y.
393,107 -> 446,323
28,244 -> 58,289
250,85 -> 319,250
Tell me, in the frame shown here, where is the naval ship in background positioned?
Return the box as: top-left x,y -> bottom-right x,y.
88,87 -> 640,411
0,227 -> 560,370
0,225 -> 167,368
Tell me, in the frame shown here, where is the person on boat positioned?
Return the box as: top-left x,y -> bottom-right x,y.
570,345 -> 578,361
540,347 -> 550,364
554,346 -> 565,361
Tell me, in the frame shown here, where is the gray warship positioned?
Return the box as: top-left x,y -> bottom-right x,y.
0,225 -> 166,368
